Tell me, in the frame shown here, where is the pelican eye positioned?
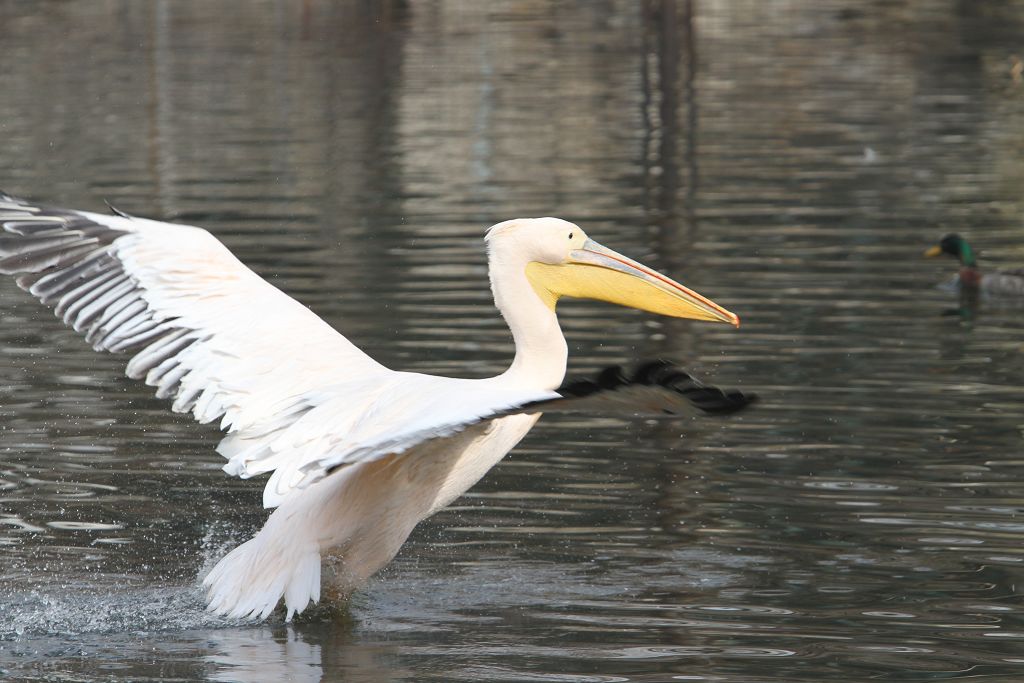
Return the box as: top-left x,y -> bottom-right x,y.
568,232 -> 574,240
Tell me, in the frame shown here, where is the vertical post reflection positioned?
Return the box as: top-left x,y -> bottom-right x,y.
642,0 -> 701,368
642,0 -> 698,235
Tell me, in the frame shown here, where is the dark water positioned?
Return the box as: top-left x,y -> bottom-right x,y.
3,1 -> 1024,681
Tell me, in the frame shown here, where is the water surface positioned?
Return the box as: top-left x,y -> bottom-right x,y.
3,1 -> 1024,681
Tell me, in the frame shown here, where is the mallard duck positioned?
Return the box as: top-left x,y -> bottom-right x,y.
924,233 -> 1024,296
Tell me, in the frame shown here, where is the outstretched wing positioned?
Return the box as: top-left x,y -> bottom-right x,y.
0,193 -> 390,476
290,361 -> 755,486
216,360 -> 754,505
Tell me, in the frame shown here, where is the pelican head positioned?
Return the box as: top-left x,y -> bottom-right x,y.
486,217 -> 739,326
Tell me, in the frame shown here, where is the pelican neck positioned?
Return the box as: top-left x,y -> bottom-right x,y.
489,260 -> 568,391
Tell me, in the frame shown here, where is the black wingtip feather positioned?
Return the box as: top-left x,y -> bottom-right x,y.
556,359 -> 757,416
684,387 -> 759,415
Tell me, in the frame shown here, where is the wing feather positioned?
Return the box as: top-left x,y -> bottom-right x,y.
256,362 -> 754,506
512,360 -> 757,417
1,193 -> 391,505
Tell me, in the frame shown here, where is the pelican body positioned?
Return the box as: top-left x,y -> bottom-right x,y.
0,195 -> 745,620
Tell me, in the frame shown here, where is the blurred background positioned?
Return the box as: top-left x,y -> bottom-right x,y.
2,1 -> 1024,681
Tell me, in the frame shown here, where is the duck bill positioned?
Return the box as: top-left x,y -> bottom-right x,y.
923,246 -> 942,258
526,239 -> 740,326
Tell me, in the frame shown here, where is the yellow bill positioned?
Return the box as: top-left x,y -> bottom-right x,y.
923,245 -> 943,258
526,239 -> 740,327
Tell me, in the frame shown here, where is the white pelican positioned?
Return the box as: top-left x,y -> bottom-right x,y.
0,193 -> 751,620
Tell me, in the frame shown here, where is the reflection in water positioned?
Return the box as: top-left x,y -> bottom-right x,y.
3,0 -> 1024,681
207,628 -> 323,683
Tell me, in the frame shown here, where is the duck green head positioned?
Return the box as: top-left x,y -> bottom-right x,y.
925,233 -> 976,267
